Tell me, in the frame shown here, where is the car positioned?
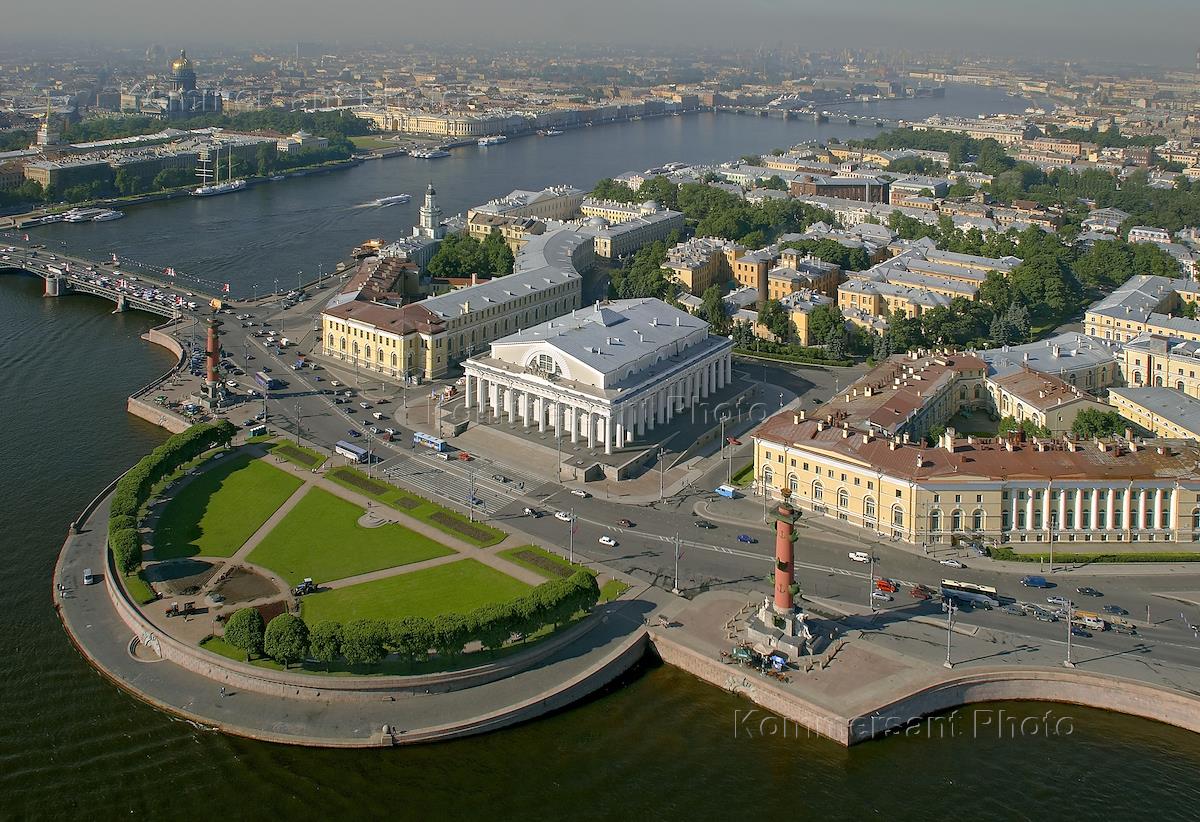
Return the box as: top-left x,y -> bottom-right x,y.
225,380 -> 238,389
242,418 -> 257,426
1076,586 -> 1103,597
523,507 -> 541,518
1070,626 -> 1092,638
694,519 -> 716,529
346,429 -> 362,438
1047,595 -> 1073,607
909,586 -> 932,600
368,426 -> 380,435
261,366 -> 271,372
848,551 -> 871,563
1020,575 -> 1051,588
598,536 -> 618,547
1102,605 -> 1128,616
330,380 -> 340,387
359,402 -> 371,409
1112,623 -> 1138,635
1001,604 -> 1024,616
384,428 -> 397,436
570,489 -> 590,498
616,519 -> 634,528
492,474 -> 509,483
372,412 -> 385,420
737,534 -> 757,544
939,559 -> 966,569
82,568 -> 96,585
871,591 -> 893,603
1034,610 -> 1058,622
468,496 -> 483,506
554,511 -> 573,522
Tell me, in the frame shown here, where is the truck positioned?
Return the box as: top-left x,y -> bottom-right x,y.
714,484 -> 738,499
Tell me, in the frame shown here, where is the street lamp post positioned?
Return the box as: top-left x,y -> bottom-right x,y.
1064,600 -> 1076,668
672,532 -> 681,595
944,598 -> 957,669
868,553 -> 877,612
297,270 -> 302,292
568,509 -> 575,563
658,446 -> 666,501
294,400 -> 301,446
467,467 -> 477,523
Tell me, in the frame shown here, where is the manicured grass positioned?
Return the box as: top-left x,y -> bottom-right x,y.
498,545 -> 593,580
246,487 -> 455,585
122,571 -> 158,605
730,462 -> 754,487
349,135 -> 395,150
992,546 -> 1200,563
201,635 -> 284,668
600,579 -> 630,603
245,434 -> 276,444
268,441 -> 326,469
326,466 -> 506,547
153,454 -> 303,560
301,559 -> 530,624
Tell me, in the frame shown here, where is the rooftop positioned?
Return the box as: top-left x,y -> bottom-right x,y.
1109,387 -> 1200,434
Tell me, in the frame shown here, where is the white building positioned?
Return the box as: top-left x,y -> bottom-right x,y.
463,299 -> 734,455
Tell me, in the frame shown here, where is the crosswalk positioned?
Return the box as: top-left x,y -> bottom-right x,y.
380,454 -> 513,515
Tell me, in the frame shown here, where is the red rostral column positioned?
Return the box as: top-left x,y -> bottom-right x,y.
205,313 -> 221,391
774,501 -> 796,612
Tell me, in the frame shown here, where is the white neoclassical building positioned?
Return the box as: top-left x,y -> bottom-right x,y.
463,299 -> 735,455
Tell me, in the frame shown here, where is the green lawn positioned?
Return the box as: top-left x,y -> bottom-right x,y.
730,462 -> 754,487
246,487 -> 455,585
301,559 -> 530,624
326,466 -> 506,547
153,454 -> 303,560
498,545 -> 592,580
349,135 -> 395,150
600,579 -> 630,603
268,441 -> 326,469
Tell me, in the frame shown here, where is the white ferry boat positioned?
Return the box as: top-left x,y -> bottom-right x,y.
370,194 -> 411,207
62,208 -> 106,222
411,148 -> 450,159
477,135 -> 508,146
92,209 -> 124,222
543,129 -> 564,136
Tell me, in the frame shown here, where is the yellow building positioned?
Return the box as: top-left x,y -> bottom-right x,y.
1109,387 -> 1200,440
754,352 -> 1200,547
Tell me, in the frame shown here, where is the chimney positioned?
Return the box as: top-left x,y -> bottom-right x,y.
799,409 -> 806,420
862,433 -> 872,445
1129,439 -> 1139,452
1157,446 -> 1166,455
1023,352 -> 1029,362
675,316 -> 680,326
471,272 -> 478,286
1052,345 -> 1061,358
842,428 -> 850,439
889,440 -> 897,451
817,421 -> 826,432
1004,439 -> 1014,452
792,413 -> 800,424
1124,427 -> 1133,441
915,452 -> 925,468
1097,440 -> 1108,453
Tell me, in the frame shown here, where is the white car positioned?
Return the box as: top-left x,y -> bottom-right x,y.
331,380 -> 341,387
870,590 -> 893,602
570,489 -> 590,498
225,380 -> 238,388
384,427 -> 397,435
554,511 -> 573,522
598,535 -> 618,547
848,551 -> 871,563
939,559 -> 966,569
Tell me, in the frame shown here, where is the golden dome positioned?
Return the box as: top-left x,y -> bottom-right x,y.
171,50 -> 194,73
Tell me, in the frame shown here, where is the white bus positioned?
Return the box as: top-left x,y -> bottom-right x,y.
941,579 -> 1000,608
335,440 -> 368,463
412,431 -> 447,452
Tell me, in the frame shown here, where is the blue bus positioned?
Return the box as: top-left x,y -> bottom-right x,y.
254,371 -> 281,390
412,431 -> 448,452
335,440 -> 368,463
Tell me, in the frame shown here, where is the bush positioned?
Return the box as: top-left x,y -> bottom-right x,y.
224,607 -> 265,660
110,527 -> 142,575
470,602 -> 518,651
990,546 -> 1200,564
388,616 -> 433,662
431,613 -> 470,657
263,613 -> 310,668
108,514 -> 136,537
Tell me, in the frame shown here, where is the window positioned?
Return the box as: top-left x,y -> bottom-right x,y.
972,509 -> 984,531
892,504 -> 904,527
788,473 -> 800,493
761,466 -> 774,486
327,333 -> 334,348
930,510 -> 942,533
812,480 -> 823,501
951,509 -> 963,532
1193,508 -> 1200,530
838,489 -> 849,509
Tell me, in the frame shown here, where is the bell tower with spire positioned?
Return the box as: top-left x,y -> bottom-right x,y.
416,182 -> 445,240
36,95 -> 61,148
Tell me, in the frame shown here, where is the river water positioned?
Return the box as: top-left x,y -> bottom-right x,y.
5,87 -> 1200,819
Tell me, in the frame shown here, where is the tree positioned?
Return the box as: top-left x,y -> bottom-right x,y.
482,229 -> 515,275
263,613 -> 309,668
426,232 -> 492,280
388,616 -> 433,663
223,608 -> 265,661
1072,408 -> 1127,439
431,613 -> 470,657
308,621 -> 342,669
700,285 -> 728,333
341,619 -> 387,666
760,175 -> 787,191
824,322 -> 846,359
152,168 -> 191,190
255,143 -> 275,177
758,299 -> 791,342
110,528 -> 142,575
807,303 -> 843,344
471,603 -> 517,652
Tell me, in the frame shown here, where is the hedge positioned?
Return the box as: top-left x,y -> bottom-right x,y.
297,570 -> 600,667
733,346 -> 854,368
990,546 -> 1200,564
110,528 -> 142,575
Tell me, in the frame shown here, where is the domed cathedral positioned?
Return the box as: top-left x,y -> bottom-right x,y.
170,50 -> 197,92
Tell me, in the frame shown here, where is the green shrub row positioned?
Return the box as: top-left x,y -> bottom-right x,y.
733,346 -> 853,368
990,546 -> 1200,563
222,571 -> 600,668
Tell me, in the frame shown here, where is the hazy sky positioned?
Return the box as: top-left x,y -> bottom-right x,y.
6,0 -> 1200,66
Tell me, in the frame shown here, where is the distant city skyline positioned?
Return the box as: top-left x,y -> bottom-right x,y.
2,0 -> 1199,68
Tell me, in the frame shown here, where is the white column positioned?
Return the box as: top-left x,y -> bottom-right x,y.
537,396 -> 546,433
1057,490 -> 1066,532
1105,488 -> 1115,531
570,405 -> 579,444
725,354 -> 732,385
477,377 -> 487,411
1154,487 -> 1164,530
522,390 -> 531,428
1122,489 -> 1132,535
1025,494 -> 1033,532
1073,489 -> 1083,530
490,382 -> 500,420
1009,495 -> 1018,533
1089,490 -> 1099,533
637,400 -> 647,437
603,415 -> 612,455
465,374 -> 474,408
701,364 -> 710,399
586,411 -> 594,449
1137,490 -> 1147,532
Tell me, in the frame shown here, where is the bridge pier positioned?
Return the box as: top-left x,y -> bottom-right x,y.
44,273 -> 62,298
114,294 -> 127,313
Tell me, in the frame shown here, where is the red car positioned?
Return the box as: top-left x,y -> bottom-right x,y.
875,578 -> 898,593
909,586 -> 932,600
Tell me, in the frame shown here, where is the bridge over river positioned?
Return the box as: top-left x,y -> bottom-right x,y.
0,235 -> 219,318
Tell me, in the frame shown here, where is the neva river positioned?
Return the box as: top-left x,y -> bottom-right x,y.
6,87 -> 1200,818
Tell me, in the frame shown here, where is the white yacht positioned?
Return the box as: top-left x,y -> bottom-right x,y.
92,209 -> 124,222
477,135 -> 507,146
62,208 -> 106,222
411,148 -> 450,159
370,194 -> 411,207
191,143 -> 246,197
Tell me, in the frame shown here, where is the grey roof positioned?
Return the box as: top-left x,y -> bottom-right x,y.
1086,274 -> 1192,322
421,227 -> 587,320
1109,387 -> 1200,435
489,298 -> 713,379
979,332 -> 1121,379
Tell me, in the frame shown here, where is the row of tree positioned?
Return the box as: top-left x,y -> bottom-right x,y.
425,231 -> 515,281
108,421 -> 236,575
221,571 -> 601,668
